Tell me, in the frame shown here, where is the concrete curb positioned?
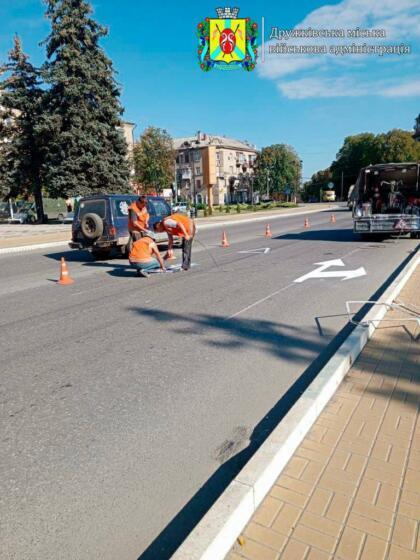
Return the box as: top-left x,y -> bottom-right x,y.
172,249 -> 419,560
0,240 -> 69,256
0,206 -> 338,255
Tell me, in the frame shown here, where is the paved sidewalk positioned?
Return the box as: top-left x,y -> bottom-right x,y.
228,266 -> 419,560
0,204 -> 335,251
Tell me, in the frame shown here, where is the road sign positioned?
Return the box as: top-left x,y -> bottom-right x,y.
238,248 -> 271,255
294,259 -> 366,283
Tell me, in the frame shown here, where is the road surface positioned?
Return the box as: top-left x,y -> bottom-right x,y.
1,206 -> 418,559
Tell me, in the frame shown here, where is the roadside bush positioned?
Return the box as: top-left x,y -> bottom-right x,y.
236,204 -> 241,213
225,205 -> 231,213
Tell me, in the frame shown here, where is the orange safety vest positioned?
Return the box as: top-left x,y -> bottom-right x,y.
129,237 -> 155,262
163,213 -> 193,237
128,202 -> 149,232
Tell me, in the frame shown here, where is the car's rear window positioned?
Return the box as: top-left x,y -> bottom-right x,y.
148,199 -> 171,217
112,198 -> 136,218
78,200 -> 106,219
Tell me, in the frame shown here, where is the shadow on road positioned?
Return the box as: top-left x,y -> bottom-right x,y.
135,246 -> 418,560
274,228 -> 361,243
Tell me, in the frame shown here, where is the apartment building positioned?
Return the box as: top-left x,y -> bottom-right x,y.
174,132 -> 258,205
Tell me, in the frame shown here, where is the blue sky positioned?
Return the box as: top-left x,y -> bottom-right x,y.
1,0 -> 419,179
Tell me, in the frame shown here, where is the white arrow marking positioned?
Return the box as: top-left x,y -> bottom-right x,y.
238,247 -> 271,255
294,258 -> 366,283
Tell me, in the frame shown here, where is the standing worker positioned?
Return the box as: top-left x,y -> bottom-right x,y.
155,213 -> 196,270
128,196 -> 150,244
129,232 -> 166,278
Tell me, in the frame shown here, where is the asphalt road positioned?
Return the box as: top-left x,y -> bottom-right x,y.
1,206 -> 418,560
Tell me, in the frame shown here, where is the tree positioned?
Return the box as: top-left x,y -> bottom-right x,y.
0,36 -> 45,220
375,129 -> 420,163
40,0 -> 130,198
133,127 -> 174,194
330,130 -> 420,198
303,168 -> 333,201
254,144 -> 301,198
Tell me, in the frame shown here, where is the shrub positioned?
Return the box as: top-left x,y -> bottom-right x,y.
236,204 -> 241,213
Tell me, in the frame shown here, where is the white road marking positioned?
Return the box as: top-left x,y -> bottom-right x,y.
294,259 -> 367,283
228,283 -> 295,319
238,248 -> 271,255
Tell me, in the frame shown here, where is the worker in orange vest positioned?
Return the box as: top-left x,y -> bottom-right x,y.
129,232 -> 166,277
155,212 -> 196,270
128,196 -> 150,243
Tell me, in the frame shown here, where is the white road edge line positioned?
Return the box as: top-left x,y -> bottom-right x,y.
172,249 -> 419,560
228,283 -> 295,319
0,240 -> 68,256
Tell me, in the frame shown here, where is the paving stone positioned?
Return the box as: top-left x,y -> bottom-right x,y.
226,269 -> 420,560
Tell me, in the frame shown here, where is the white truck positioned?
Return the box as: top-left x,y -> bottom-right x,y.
352,162 -> 420,239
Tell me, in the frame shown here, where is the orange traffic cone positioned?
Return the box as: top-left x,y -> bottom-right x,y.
58,257 -> 74,285
164,248 -> 176,260
265,224 -> 272,238
330,214 -> 336,224
304,218 -> 310,228
221,230 -> 230,247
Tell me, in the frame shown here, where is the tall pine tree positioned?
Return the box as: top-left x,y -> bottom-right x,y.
0,36 -> 45,220
41,0 -> 130,197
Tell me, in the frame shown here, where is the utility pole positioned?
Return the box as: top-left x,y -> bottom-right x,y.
340,171 -> 344,201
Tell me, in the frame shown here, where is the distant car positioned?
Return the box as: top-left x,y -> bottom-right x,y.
69,194 -> 172,258
8,201 -> 37,224
322,190 -> 336,202
0,201 -> 15,221
58,212 -> 74,224
172,202 -> 188,214
8,197 -> 69,223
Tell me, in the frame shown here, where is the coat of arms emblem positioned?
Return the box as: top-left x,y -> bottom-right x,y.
197,7 -> 258,71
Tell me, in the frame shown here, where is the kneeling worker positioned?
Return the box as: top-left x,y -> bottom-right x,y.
155,213 -> 196,270
129,232 -> 166,278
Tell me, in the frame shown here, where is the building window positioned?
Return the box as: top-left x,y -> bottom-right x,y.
230,166 -> 234,174
196,179 -> 201,189
195,167 -> 201,175
216,151 -> 223,167
193,150 -> 201,162
178,153 -> 184,164
184,152 -> 190,164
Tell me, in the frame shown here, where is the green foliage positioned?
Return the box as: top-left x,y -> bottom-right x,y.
133,126 -> 174,194
330,129 -> 420,197
40,0 -> 130,197
254,144 -> 302,198
303,168 -> 333,201
236,203 -> 241,213
225,204 -> 231,213
0,36 -> 45,218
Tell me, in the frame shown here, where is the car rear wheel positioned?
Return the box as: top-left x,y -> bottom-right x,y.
57,213 -> 65,223
81,213 -> 104,239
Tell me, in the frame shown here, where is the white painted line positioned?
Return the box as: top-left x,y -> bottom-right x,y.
196,206 -> 340,231
172,250 -> 419,560
228,283 -> 295,319
238,248 -> 271,255
0,240 -> 69,256
294,259 -> 367,283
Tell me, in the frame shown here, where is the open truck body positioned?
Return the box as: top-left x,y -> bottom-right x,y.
352,162 -> 420,237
